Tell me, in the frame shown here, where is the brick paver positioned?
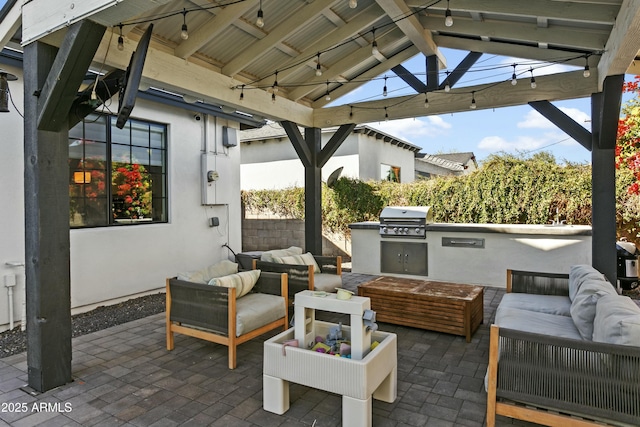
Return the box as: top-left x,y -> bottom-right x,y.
0,274 -> 532,426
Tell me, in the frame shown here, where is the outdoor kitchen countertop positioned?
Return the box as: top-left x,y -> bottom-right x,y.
349,221 -> 592,236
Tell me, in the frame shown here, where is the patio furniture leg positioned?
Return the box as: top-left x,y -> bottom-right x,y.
343,395 -> 372,427
486,325 -> 499,427
372,366 -> 397,403
263,374 -> 290,414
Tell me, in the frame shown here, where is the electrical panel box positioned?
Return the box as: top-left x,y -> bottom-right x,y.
201,153 -> 231,205
222,126 -> 238,147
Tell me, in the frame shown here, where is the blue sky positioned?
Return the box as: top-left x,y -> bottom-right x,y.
330,48 -> 635,165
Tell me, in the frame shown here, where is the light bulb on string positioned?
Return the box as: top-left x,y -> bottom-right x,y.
470,92 -> 477,109
271,92 -> 276,103
424,93 -> 429,109
529,68 -> 537,89
315,53 -> 322,77
583,56 -> 591,78
256,0 -> 264,28
180,9 -> 189,40
240,85 -> 245,102
349,106 -> 353,119
445,0 -> 453,27
272,71 -> 279,94
349,0 -> 357,8
444,71 -> 451,92
371,28 -> 379,56
382,75 -> 388,97
511,64 -> 517,86
325,81 -> 331,101
117,24 -> 124,51
384,107 -> 389,122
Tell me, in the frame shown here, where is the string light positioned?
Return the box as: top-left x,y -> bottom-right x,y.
424,92 -> 429,109
272,71 -> 279,94
384,106 -> 389,121
444,71 -> 451,92
117,24 -> 124,51
349,0 -> 358,8
445,0 -> 453,27
325,81 -> 331,101
382,75 -> 388,97
349,106 -> 353,119
271,92 -> 276,103
180,9 -> 189,40
511,64 -> 517,86
240,85 -> 245,101
470,91 -> 476,109
583,56 -> 591,78
371,28 -> 379,56
529,68 -> 537,89
256,0 -> 265,28
315,53 -> 322,77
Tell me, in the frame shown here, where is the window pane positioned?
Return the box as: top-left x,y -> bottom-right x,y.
150,124 -> 164,149
111,117 -> 130,144
84,116 -> 107,143
112,144 -> 131,164
131,121 -> 150,147
131,146 -> 150,165
112,163 -> 153,220
149,148 -> 163,167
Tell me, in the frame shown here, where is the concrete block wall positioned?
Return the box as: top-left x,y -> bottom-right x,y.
241,218 -> 349,259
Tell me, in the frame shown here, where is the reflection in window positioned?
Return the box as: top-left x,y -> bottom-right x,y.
69,114 -> 167,228
381,164 -> 401,182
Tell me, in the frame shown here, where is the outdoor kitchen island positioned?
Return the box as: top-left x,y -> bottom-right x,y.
350,219 -> 592,288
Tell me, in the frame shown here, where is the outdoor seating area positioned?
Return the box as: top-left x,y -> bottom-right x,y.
0,272 -> 512,427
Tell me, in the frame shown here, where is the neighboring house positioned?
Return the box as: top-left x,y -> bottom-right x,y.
414,151 -> 478,179
240,123 -> 420,190
0,55 -> 259,332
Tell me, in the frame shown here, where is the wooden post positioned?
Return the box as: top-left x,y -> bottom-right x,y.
23,41 -> 72,392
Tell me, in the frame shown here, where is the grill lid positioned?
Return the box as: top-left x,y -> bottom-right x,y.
380,206 -> 434,222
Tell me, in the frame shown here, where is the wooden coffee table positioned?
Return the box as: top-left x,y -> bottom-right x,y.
357,276 -> 484,342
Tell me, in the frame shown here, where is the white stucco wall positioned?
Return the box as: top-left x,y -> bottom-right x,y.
240,129 -> 416,190
0,68 -> 243,330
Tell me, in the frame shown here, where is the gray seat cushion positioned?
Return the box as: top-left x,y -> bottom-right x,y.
495,305 -> 583,341
313,273 -> 343,293
500,293 -> 572,317
236,293 -> 285,336
593,294 -> 640,346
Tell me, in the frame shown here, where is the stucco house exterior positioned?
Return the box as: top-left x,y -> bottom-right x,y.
0,52 -> 260,332
240,123 -> 421,190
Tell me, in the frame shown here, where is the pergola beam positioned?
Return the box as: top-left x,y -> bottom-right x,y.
437,51 -> 482,91
392,64 -> 427,93
528,101 -> 592,151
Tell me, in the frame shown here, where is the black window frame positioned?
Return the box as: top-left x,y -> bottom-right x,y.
69,113 -> 168,228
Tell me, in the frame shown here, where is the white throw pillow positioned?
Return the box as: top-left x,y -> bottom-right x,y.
570,278 -> 617,340
208,269 -> 260,298
177,260 -> 239,284
274,252 -> 321,274
260,246 -> 303,263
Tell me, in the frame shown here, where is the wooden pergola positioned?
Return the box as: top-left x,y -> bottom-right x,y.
1,0 -> 639,392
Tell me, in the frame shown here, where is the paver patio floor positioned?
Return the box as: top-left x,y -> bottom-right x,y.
0,273 -> 533,426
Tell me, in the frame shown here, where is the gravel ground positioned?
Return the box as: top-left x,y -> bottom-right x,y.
0,293 -> 165,359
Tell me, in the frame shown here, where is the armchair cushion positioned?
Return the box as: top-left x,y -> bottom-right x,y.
593,294 -> 640,346
569,264 -> 607,301
570,278 -> 617,340
177,260 -> 238,284
274,252 -> 321,273
209,269 -> 260,298
261,246 -> 303,263
236,293 -> 286,336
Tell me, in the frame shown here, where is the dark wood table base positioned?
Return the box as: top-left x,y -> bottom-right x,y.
357,276 -> 484,342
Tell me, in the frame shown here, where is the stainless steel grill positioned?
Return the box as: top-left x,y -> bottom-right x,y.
379,206 -> 433,239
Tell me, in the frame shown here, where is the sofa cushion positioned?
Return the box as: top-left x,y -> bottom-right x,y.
570,278 -> 617,340
499,293 -> 571,317
260,246 -> 303,263
177,260 -> 239,284
274,252 -> 321,273
313,273 -> 343,293
569,264 -> 606,302
236,293 -> 285,336
593,294 -> 640,346
209,269 -> 260,298
495,306 -> 583,340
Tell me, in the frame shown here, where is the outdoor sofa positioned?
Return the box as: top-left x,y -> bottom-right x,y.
166,260 -> 288,369
486,265 -> 640,426
241,246 -> 343,295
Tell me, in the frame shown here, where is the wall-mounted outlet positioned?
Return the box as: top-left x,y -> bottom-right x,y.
209,217 -> 220,227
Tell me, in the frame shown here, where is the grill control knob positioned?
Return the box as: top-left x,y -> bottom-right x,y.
403,228 -> 409,233
393,227 -> 398,233
382,227 -> 387,233
415,228 -> 420,234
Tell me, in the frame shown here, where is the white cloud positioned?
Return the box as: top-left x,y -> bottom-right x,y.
478,131 -> 580,153
365,116 -> 452,142
518,108 -> 591,129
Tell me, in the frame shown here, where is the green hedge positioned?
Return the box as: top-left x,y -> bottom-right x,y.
241,152 -> 639,241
